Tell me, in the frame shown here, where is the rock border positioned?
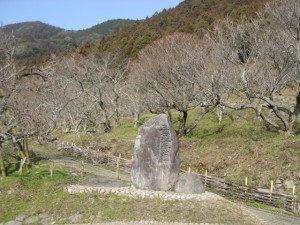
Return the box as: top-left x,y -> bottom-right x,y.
65,185 -> 223,201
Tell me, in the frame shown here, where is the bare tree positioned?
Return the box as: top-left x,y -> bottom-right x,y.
131,33 -> 222,137
0,30 -> 48,175
266,0 -> 300,131
51,51 -> 128,135
94,52 -> 128,124
122,77 -> 145,128
50,54 -> 90,134
213,11 -> 299,133
83,52 -> 128,131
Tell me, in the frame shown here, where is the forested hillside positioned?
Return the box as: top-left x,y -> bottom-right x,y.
1,19 -> 135,65
2,21 -> 63,40
96,0 -> 268,57
1,0 -> 269,64
75,19 -> 136,44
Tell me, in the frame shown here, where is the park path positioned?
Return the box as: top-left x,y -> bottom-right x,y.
54,157 -> 131,181
243,206 -> 300,225
32,148 -> 300,225
33,148 -> 131,181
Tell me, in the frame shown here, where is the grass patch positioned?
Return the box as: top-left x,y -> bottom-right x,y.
28,108 -> 300,197
0,167 -> 265,225
247,201 -> 286,213
0,163 -> 79,222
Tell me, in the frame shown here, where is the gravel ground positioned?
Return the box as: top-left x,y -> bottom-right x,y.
244,206 -> 300,225
65,185 -> 223,201
74,222 -> 224,225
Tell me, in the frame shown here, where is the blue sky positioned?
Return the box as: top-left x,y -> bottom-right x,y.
0,0 -> 183,30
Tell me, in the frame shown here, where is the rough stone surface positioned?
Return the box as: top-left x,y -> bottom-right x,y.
69,214 -> 82,223
86,178 -> 128,187
40,217 -> 54,225
23,216 -> 39,224
4,221 -> 22,225
64,185 -> 222,201
38,213 -> 50,219
72,223 -> 225,225
175,173 -> 205,194
131,114 -> 179,191
284,180 -> 295,189
275,179 -> 282,190
15,215 -> 26,222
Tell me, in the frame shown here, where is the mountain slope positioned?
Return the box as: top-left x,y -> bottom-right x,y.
75,19 -> 136,45
2,19 -> 136,64
96,0 -> 268,58
3,21 -> 63,40
3,0 -> 268,63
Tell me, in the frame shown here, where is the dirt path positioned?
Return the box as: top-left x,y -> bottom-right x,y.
244,206 -> 300,225
32,148 -> 300,225
54,158 -> 131,181
33,148 -> 131,181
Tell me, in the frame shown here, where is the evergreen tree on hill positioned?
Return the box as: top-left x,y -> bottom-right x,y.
96,0 -> 268,58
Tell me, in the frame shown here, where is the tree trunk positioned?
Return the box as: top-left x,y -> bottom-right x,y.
216,106 -> 224,124
289,91 -> 300,132
98,96 -> 111,132
178,111 -> 188,138
166,110 -> 172,123
291,25 -> 300,131
133,111 -> 140,128
183,107 -> 212,137
113,95 -> 120,125
0,143 -> 7,176
24,139 -> 30,165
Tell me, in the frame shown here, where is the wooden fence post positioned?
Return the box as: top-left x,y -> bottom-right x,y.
116,154 -> 121,180
19,157 -> 26,175
292,185 -> 296,213
223,173 -> 227,192
188,167 -> 191,173
50,160 -> 55,177
293,185 -> 296,197
245,177 -> 248,194
270,180 -> 274,201
19,158 -> 23,175
204,170 -> 208,187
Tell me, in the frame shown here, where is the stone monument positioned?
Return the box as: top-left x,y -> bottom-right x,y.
131,114 -> 180,191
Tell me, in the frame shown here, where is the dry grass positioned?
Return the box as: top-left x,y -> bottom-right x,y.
96,109 -> 300,190
0,161 -> 267,225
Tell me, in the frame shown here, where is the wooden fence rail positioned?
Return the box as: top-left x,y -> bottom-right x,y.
58,144 -> 131,172
57,143 -> 299,214
185,172 -> 297,213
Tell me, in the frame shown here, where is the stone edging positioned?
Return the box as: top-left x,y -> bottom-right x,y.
73,223 -> 225,225
65,185 -> 223,201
